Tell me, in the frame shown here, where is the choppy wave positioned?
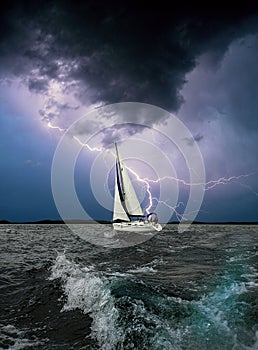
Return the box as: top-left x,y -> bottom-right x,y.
50,249 -> 258,350
0,324 -> 44,349
1,224 -> 257,349
50,254 -> 124,350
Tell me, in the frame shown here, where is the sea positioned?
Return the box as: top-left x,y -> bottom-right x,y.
0,224 -> 257,350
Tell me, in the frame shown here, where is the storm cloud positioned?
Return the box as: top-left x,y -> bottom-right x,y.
1,1 -> 258,122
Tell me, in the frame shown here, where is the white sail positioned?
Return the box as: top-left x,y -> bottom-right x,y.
112,143 -> 162,233
113,169 -> 130,222
114,143 -> 144,217
119,159 -> 144,216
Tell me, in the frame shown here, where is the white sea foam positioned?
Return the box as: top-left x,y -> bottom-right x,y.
196,281 -> 247,332
49,252 -> 258,350
126,257 -> 166,274
50,253 -> 124,350
241,267 -> 258,288
127,266 -> 157,274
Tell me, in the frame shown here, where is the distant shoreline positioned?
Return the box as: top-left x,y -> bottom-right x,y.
0,219 -> 257,225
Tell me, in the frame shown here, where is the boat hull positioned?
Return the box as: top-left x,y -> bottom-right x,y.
113,220 -> 162,232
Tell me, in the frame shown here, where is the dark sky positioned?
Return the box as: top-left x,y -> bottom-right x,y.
0,0 -> 258,222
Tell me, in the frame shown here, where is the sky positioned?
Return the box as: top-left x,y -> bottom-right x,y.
0,1 -> 258,223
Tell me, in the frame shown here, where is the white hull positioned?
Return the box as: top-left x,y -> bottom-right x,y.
113,220 -> 162,232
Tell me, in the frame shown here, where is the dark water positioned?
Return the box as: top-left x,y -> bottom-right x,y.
0,224 -> 257,349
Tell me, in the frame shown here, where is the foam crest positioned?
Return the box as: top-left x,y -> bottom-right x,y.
127,266 -> 157,274
49,252 -> 257,350
50,253 -> 123,350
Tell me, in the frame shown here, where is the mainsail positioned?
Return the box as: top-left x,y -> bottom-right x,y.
113,143 -> 144,222
113,173 -> 130,222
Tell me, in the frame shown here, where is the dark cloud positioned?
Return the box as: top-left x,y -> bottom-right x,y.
184,133 -> 204,146
38,98 -> 80,122
69,115 -> 149,147
99,123 -> 149,148
1,1 -> 258,120
194,133 -> 204,142
179,34 -> 258,133
28,77 -> 49,93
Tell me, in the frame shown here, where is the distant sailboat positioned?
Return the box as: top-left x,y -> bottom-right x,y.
113,143 -> 162,232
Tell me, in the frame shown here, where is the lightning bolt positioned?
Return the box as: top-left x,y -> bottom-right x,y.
47,121 -> 65,132
72,136 -> 104,152
47,122 -> 258,219
141,172 -> 258,192
204,173 -> 258,191
126,166 -> 153,214
139,172 -> 258,216
152,198 -> 185,221
66,134 -> 154,213
238,181 -> 258,198
46,121 -> 103,152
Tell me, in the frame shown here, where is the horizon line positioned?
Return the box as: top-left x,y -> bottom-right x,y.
1,219 -> 258,225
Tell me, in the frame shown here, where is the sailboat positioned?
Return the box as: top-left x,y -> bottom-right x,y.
112,143 -> 162,232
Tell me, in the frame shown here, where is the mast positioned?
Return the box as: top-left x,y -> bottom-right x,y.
114,143 -> 144,218
113,143 -> 130,222
115,142 -> 125,202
